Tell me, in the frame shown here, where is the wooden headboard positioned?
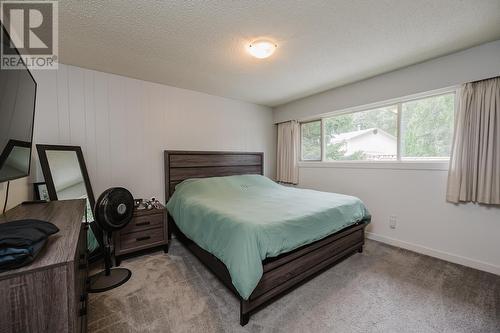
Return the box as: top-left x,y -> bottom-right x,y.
164,150 -> 264,202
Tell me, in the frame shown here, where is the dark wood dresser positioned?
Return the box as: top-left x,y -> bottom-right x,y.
0,200 -> 88,333
114,204 -> 168,264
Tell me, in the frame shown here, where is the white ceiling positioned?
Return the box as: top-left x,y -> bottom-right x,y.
59,0 -> 500,107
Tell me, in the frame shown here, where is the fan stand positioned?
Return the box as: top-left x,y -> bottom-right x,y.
87,232 -> 131,293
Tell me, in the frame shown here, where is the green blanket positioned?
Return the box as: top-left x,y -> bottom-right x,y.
166,175 -> 370,299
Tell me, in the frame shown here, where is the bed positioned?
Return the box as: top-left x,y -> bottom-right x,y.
164,150 -> 370,325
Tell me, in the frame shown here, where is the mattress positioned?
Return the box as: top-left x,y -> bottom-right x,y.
166,174 -> 370,299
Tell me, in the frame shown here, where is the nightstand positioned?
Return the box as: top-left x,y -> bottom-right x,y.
114,203 -> 168,265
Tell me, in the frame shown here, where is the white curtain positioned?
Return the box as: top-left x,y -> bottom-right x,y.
276,120 -> 299,184
447,76 -> 500,205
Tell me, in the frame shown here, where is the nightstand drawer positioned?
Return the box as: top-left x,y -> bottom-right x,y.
114,203 -> 168,263
121,213 -> 163,234
119,226 -> 165,251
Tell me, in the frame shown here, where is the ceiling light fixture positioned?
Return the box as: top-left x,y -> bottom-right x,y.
247,39 -> 277,59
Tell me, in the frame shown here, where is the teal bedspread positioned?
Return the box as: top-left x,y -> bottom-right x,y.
166,175 -> 370,299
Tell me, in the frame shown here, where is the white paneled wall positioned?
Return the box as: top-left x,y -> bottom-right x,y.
31,64 -> 276,202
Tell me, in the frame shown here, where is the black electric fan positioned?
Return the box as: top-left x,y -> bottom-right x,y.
88,187 -> 134,293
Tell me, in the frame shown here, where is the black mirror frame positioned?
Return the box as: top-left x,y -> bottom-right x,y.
36,144 -> 104,257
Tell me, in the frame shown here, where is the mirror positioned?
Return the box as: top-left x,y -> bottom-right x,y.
46,150 -> 87,200
36,144 -> 103,258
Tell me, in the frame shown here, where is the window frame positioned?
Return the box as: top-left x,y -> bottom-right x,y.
299,87 -> 458,166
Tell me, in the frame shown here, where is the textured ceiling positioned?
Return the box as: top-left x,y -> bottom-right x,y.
58,0 -> 500,107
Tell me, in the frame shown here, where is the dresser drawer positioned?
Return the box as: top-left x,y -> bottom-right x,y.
119,226 -> 165,252
121,213 -> 164,234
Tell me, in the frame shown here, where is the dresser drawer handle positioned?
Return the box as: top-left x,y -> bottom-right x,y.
136,221 -> 150,227
136,236 -> 151,241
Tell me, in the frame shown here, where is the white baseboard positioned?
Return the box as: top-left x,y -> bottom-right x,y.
366,232 -> 500,276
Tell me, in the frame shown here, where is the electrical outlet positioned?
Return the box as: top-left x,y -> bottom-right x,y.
389,215 -> 397,229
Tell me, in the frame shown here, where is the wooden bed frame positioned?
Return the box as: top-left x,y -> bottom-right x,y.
164,150 -> 369,326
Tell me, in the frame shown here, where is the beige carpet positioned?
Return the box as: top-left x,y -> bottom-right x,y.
88,239 -> 500,333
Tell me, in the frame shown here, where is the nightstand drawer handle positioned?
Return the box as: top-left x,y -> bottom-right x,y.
136,236 -> 151,241
136,221 -> 150,227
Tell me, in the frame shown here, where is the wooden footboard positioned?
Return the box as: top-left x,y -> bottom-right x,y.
168,214 -> 368,326
245,222 -> 366,312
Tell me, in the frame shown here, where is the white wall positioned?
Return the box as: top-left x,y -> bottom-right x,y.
0,64 -> 276,209
274,41 -> 500,275
299,166 -> 500,274
274,40 -> 500,123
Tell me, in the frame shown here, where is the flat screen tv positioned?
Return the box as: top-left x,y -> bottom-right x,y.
0,23 -> 37,183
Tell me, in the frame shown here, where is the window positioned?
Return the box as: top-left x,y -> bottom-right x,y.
300,120 -> 321,160
400,94 -> 454,159
324,106 -> 397,161
300,92 -> 455,162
